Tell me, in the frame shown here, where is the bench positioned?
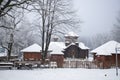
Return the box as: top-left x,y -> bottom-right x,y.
0,62 -> 13,69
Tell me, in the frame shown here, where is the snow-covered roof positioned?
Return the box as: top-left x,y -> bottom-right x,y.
91,40 -> 120,55
65,43 -> 76,48
79,42 -> 89,49
65,31 -> 79,37
49,42 -> 65,55
0,47 -> 7,57
21,43 -> 42,52
65,42 -> 89,50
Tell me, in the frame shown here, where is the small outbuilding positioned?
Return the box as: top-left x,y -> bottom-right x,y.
91,40 -> 120,68
49,42 -> 65,68
21,44 -> 42,61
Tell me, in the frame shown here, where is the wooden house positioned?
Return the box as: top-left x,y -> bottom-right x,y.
63,43 -> 89,59
21,44 -> 42,61
91,40 -> 120,68
49,42 -> 65,68
64,31 -> 89,59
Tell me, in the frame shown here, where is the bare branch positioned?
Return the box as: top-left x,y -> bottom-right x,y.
0,25 -> 13,29
0,0 -> 32,17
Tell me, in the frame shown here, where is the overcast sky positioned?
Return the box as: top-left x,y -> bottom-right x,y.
73,0 -> 120,37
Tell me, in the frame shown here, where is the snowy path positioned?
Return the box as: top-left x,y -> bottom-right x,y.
0,68 -> 120,80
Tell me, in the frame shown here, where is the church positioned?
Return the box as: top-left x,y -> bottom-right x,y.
50,31 -> 89,59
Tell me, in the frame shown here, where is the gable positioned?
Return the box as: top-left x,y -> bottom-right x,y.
65,44 -> 80,50
21,43 -> 42,52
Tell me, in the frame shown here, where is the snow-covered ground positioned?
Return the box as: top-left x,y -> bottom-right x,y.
0,68 -> 120,80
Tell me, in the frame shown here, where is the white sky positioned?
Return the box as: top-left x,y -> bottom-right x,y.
73,0 -> 120,37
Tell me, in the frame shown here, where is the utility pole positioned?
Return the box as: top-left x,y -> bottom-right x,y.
115,47 -> 118,76
115,47 -> 120,76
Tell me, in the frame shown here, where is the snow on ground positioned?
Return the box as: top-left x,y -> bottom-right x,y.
0,68 -> 120,80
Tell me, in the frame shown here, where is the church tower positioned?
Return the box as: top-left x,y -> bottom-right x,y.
65,31 -> 79,46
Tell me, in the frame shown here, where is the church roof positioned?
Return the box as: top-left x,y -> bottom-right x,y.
65,31 -> 79,37
65,42 -> 89,50
79,42 -> 89,49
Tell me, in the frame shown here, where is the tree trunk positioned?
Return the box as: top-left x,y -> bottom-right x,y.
7,33 -> 13,61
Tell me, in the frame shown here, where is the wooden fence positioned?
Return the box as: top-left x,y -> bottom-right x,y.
63,59 -> 98,69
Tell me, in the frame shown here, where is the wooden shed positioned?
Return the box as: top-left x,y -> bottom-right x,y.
21,44 -> 42,61
49,42 -> 65,68
50,53 -> 64,68
91,40 -> 120,68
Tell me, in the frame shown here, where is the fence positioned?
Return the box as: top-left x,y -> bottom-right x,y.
63,59 -> 98,69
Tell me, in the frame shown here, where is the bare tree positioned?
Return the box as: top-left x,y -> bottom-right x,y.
0,9 -> 24,61
0,0 -> 31,17
112,13 -> 120,42
32,0 -> 80,62
17,19 -> 40,48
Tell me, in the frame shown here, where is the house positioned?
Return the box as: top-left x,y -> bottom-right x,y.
91,40 -> 120,68
0,46 -> 7,61
63,31 -> 89,59
21,44 -> 42,61
63,42 -> 89,59
49,42 -> 65,68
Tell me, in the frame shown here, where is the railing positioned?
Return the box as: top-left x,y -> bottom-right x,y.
63,59 -> 98,69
